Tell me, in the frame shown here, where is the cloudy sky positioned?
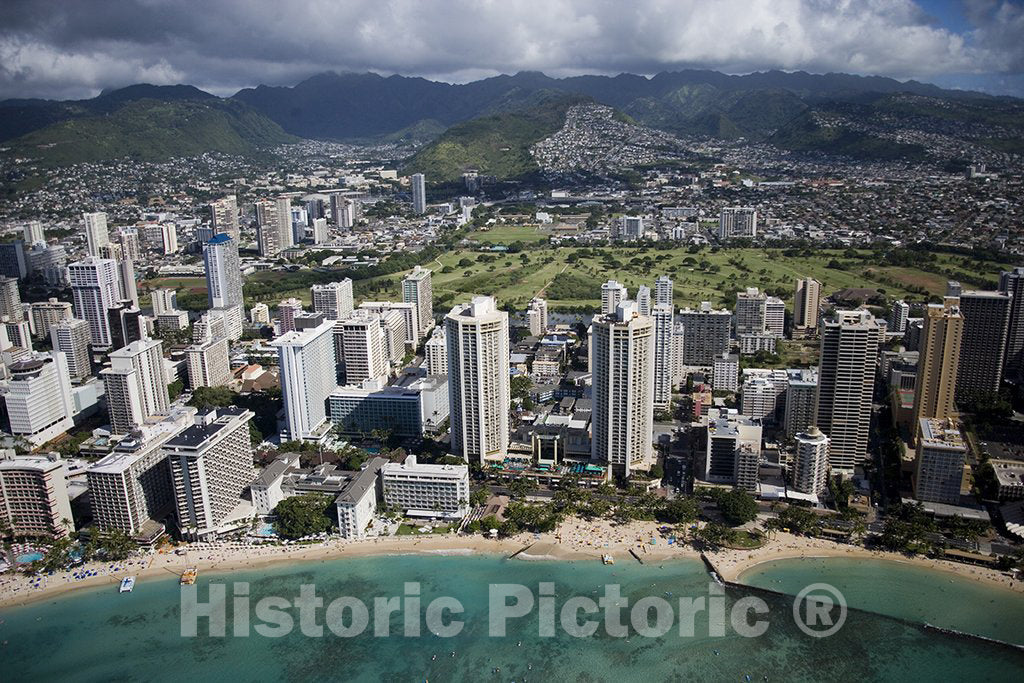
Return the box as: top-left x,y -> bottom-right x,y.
1,0 -> 1022,100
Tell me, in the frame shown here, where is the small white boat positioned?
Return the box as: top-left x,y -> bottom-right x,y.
602,554 -> 614,565
119,576 -> 136,593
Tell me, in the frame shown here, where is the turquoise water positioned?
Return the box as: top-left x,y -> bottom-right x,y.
14,552 -> 43,564
738,556 -> 1024,646
1,555 -> 1023,681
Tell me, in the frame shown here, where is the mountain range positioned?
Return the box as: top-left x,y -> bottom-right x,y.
2,69 -> 1022,169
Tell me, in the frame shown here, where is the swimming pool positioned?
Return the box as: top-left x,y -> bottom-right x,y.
15,552 -> 44,564
254,522 -> 277,538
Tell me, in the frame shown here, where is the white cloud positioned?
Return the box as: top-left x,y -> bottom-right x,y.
0,0 -> 1018,99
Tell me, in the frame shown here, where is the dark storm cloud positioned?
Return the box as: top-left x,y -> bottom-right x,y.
0,0 -> 1021,100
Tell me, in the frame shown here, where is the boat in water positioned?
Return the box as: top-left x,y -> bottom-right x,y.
602,554 -> 614,565
180,567 -> 198,585
119,576 -> 136,593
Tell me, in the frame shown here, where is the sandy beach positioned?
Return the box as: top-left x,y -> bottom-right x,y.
709,531 -> 1024,593
1,521 -> 1018,609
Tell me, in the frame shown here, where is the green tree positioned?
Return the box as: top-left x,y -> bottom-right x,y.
718,488 -> 759,526
469,488 -> 490,506
510,376 -> 533,401
659,497 -> 698,525
188,386 -> 234,411
273,493 -> 335,539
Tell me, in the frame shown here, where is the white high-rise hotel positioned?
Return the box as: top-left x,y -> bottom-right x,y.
273,319 -> 337,441
446,297 -> 509,464
83,212 -> 109,257
167,407 -> 255,538
591,301 -> 654,479
4,354 -> 75,446
312,280 -> 354,320
403,266 -> 433,338
69,256 -> 120,347
204,234 -> 243,309
101,339 -> 169,434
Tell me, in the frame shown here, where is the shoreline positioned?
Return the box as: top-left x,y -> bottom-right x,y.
710,532 -> 1024,595
2,524 -> 1019,610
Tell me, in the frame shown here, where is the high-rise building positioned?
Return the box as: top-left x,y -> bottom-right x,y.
526,297 -> 548,337
600,280 -> 627,315
911,299 -> 963,436
741,376 -> 777,421
277,297 -> 304,334
734,287 -> 767,336
784,368 -> 819,439
50,318 -> 91,382
957,291 -> 1011,403
25,242 -> 66,286
411,173 -> 427,214
330,195 -> 357,228
151,289 -> 178,316
83,212 -> 109,257
765,297 -> 785,337
0,241 -> 27,280
793,278 -> 822,333
654,275 -> 673,308
23,220 -> 45,244
312,280 -> 354,320
204,234 -> 244,310
946,280 -> 962,298
186,337 -> 232,389
816,310 -> 882,471
256,199 -> 286,257
914,418 -> 966,505
69,256 -> 120,348
359,301 -> 419,353
117,228 -> 141,262
677,302 -> 732,366
701,407 -> 762,491
101,339 -> 169,434
210,195 -> 240,241
718,207 -> 757,239
276,197 -> 294,250
652,303 -> 673,410
118,258 -> 139,308
249,303 -> 270,326
3,318 -> 32,352
591,301 -> 654,479
889,299 -> 910,334
0,276 -> 23,321
106,300 -> 144,351
425,326 -> 448,376
3,353 -> 75,446
402,266 -> 433,337
29,298 -> 72,340
999,267 -> 1024,381
311,217 -> 329,244
167,407 -> 255,539
339,310 -> 388,384
792,427 -> 830,495
445,296 -> 510,464
0,452 -> 74,538
635,286 -> 652,316
712,353 -> 740,393
87,415 -> 190,535
272,319 -> 337,441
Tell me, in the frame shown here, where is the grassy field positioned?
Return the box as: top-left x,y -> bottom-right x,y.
141,246 -> 1012,319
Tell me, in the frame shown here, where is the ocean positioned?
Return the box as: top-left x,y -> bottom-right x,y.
2,554 -> 1023,681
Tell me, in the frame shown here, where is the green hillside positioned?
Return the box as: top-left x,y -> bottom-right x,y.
403,94 -> 589,182
5,98 -> 297,165
769,110 -> 927,161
